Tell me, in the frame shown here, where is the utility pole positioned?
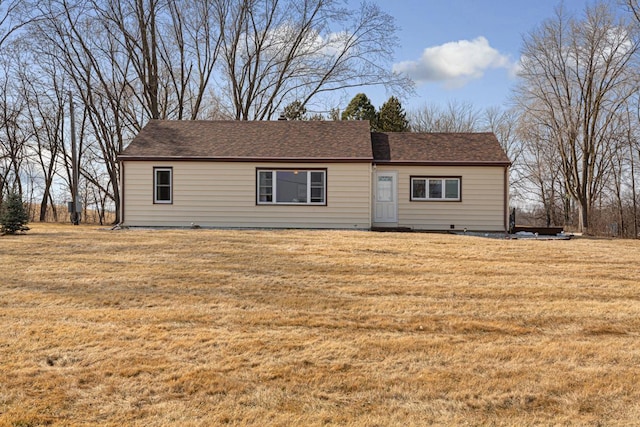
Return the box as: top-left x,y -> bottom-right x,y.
69,91 -> 80,225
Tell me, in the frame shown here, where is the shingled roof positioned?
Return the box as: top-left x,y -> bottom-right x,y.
119,120 -> 373,162
120,121 -> 510,166
371,132 -> 511,165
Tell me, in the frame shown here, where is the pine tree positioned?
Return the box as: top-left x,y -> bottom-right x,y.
341,93 -> 378,130
283,100 -> 307,120
377,96 -> 409,132
0,192 -> 30,235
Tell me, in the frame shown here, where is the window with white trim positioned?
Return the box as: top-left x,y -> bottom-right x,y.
257,169 -> 326,205
411,177 -> 460,201
154,167 -> 172,204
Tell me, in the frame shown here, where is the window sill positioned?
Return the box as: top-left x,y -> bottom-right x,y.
257,202 -> 327,206
410,199 -> 461,202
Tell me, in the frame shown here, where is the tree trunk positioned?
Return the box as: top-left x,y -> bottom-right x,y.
39,184 -> 50,222
579,200 -> 589,235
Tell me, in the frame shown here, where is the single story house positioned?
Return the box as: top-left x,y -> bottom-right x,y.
118,120 -> 511,231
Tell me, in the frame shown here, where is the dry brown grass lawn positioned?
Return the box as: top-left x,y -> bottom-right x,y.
1,224 -> 640,426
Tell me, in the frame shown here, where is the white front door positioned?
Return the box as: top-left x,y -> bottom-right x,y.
374,171 -> 397,223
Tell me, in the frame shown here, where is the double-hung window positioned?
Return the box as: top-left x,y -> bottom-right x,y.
411,177 -> 460,201
154,167 -> 173,204
257,169 -> 326,205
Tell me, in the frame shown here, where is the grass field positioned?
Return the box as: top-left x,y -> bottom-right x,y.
1,224 -> 640,426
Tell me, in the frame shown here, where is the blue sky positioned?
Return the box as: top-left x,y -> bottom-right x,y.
349,0 -> 598,112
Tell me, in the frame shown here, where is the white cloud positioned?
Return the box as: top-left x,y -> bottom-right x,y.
306,30 -> 352,58
393,37 -> 518,88
262,25 -> 352,59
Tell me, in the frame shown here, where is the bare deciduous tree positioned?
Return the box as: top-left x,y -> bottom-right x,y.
17,52 -> 67,221
0,0 -> 38,204
0,0 -> 32,49
94,0 -> 223,121
517,114 -> 572,227
219,0 -> 413,120
515,2 -> 640,233
409,101 -> 481,133
0,51 -> 29,199
622,0 -> 640,24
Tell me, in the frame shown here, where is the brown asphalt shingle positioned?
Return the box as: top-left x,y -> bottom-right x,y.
371,132 -> 511,165
119,120 -> 374,161
120,120 -> 510,165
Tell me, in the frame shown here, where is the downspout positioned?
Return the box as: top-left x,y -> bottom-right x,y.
117,160 -> 125,227
369,162 -> 374,229
503,165 -> 509,233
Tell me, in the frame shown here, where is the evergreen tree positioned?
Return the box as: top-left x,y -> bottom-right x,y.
341,93 -> 378,130
307,113 -> 325,121
283,100 -> 307,120
377,96 -> 409,132
0,192 -> 30,235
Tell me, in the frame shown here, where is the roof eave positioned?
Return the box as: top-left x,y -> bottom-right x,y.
373,160 -> 512,167
118,155 -> 374,163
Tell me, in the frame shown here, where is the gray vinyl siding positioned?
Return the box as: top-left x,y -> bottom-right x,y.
122,161 -> 371,229
374,165 -> 507,231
